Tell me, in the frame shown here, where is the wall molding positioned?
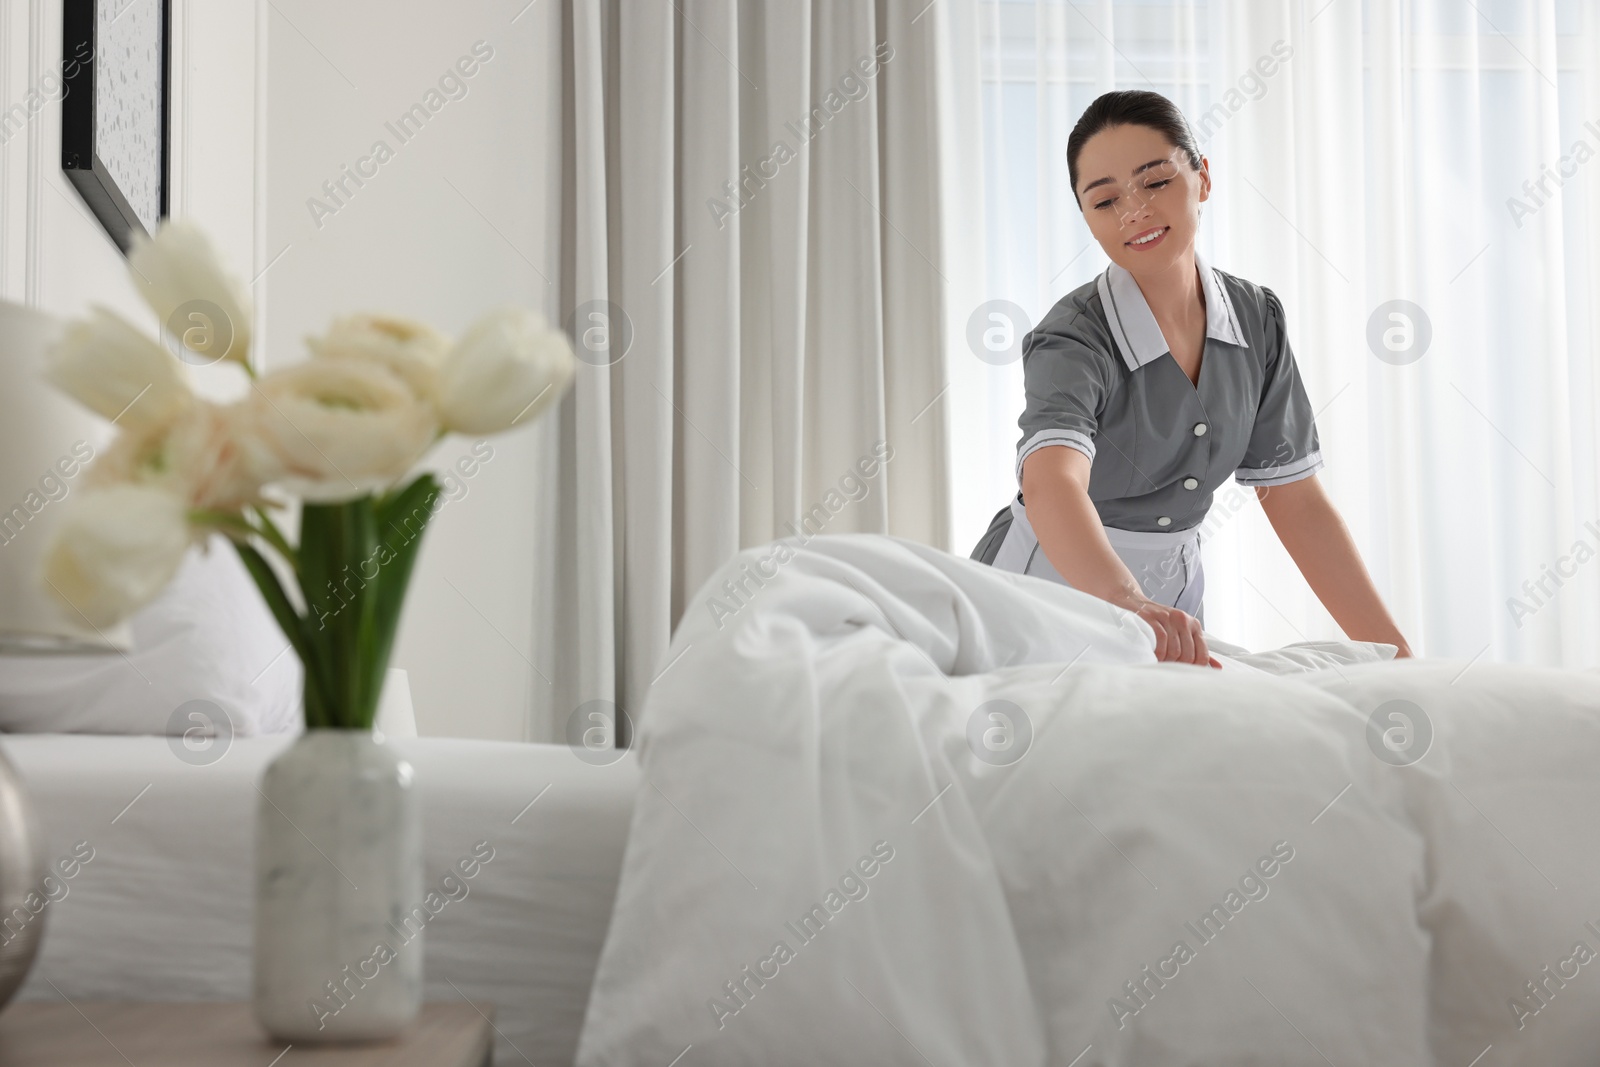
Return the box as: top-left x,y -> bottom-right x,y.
26,0 -> 44,305
178,0 -> 188,216
253,0 -> 268,368
0,0 -> 11,300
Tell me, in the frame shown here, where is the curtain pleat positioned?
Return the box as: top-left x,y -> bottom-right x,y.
877,0 -> 952,543
549,0 -> 618,747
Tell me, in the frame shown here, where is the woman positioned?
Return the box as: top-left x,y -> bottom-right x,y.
971,90 -> 1413,667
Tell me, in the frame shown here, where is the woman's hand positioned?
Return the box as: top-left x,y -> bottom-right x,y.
1120,595 -> 1220,668
1018,450 -> 1219,669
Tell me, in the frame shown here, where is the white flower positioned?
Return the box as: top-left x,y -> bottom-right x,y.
437,306 -> 575,434
42,485 -> 191,629
248,360 -> 438,501
45,305 -> 192,431
127,218 -> 252,369
89,401 -> 281,512
307,314 -> 452,399
168,402 -> 284,510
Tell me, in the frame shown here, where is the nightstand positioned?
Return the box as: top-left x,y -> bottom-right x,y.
0,1001 -> 494,1065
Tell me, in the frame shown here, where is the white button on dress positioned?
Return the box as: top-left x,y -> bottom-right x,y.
1182,477 -> 1199,490
1156,516 -> 1172,527
1193,422 -> 1208,436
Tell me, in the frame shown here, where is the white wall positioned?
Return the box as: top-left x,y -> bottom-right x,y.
263,0 -> 564,741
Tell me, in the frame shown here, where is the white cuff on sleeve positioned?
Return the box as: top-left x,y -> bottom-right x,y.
1015,429 -> 1096,484
1234,449 -> 1323,487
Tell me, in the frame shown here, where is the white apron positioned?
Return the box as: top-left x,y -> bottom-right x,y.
990,495 -> 1206,627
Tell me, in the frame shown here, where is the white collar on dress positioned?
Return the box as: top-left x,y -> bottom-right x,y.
1095,247 -> 1248,373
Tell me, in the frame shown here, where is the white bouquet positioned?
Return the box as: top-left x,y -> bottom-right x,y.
33,219 -> 575,729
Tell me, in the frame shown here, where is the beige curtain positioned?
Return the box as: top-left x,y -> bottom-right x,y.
536,0 -> 951,740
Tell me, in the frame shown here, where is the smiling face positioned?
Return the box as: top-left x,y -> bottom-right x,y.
1074,122 -> 1210,276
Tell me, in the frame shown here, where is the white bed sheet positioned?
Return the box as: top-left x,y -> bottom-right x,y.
4,734 -> 636,1067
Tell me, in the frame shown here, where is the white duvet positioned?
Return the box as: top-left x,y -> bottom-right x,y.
575,533 -> 1600,1066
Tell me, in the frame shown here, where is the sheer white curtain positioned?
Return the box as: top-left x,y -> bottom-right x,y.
939,0 -> 1600,666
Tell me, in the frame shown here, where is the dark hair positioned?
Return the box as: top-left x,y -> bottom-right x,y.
1066,90 -> 1202,203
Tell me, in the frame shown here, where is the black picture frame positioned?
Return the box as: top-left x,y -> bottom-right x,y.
61,0 -> 172,256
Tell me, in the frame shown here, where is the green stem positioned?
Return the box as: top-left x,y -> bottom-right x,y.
230,539 -> 331,728
228,480 -> 439,732
188,509 -> 253,537
249,505 -> 298,570
192,507 -> 298,574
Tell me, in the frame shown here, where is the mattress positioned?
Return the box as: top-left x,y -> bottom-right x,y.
3,733 -> 637,1067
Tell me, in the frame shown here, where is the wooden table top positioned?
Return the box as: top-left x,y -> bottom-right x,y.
0,1001 -> 495,1066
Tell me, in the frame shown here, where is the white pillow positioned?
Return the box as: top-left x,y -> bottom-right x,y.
373,668 -> 418,739
0,538 -> 301,736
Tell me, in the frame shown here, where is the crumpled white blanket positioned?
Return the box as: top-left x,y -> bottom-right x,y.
575,533 -> 1600,1066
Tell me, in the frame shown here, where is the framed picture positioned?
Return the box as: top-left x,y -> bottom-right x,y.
61,0 -> 172,255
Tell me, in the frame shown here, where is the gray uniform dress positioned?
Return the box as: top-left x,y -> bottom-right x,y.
970,250 -> 1323,627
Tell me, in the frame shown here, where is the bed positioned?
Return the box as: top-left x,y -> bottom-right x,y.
6,734 -> 636,1067
573,532 -> 1600,1066
12,531 -> 1600,1066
